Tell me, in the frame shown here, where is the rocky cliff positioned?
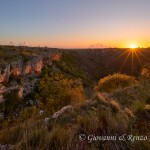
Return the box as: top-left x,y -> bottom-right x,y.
0,51 -> 62,104
0,52 -> 61,84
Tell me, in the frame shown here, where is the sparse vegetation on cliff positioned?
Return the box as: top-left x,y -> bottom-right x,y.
54,52 -> 92,86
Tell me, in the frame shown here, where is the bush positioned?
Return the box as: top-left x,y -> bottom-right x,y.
35,73 -> 85,114
95,73 -> 137,93
3,89 -> 21,116
54,52 -> 92,87
113,81 -> 150,110
141,64 -> 150,78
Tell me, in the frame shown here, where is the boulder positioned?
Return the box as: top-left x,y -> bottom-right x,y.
52,105 -> 73,119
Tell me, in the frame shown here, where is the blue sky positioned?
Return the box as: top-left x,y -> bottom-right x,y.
0,0 -> 150,48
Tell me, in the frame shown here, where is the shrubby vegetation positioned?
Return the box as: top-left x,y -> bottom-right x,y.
113,80 -> 150,110
0,71 -> 150,149
141,64 -> 150,78
35,71 -> 85,114
54,52 -> 92,86
3,89 -> 21,116
95,73 -> 137,93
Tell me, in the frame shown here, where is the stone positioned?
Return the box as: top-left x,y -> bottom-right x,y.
32,56 -> 43,74
0,84 -> 6,94
0,95 -> 4,103
24,62 -> 32,75
52,105 -> 73,119
10,59 -> 22,76
0,113 -> 4,119
44,117 -> 50,126
0,64 -> 10,83
0,144 -> 13,150
50,53 -> 61,61
0,52 -> 61,84
39,110 -> 44,115
18,87 -> 24,98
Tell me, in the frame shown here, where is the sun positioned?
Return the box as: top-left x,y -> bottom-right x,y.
129,44 -> 138,49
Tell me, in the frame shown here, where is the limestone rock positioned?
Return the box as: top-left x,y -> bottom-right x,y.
0,84 -> 6,94
24,61 -> 32,75
10,60 -> 22,76
0,95 -> 4,103
52,105 -> 73,119
44,117 -> 50,126
0,51 -> 62,84
32,56 -> 43,74
50,53 -> 61,61
18,87 -> 24,98
0,144 -> 13,150
0,113 -> 4,119
0,64 -> 10,83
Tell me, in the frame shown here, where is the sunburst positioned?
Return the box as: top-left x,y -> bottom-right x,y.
129,44 -> 138,49
109,48 -> 148,75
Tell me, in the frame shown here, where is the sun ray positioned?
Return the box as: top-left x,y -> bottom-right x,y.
109,47 -> 148,75
119,50 -> 132,72
109,49 -> 130,65
136,50 -> 149,60
131,49 -> 134,75
134,50 -> 142,65
139,49 -> 150,52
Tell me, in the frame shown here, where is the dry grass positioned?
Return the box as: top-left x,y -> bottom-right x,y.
124,107 -> 134,117
110,100 -> 121,112
95,73 -> 137,93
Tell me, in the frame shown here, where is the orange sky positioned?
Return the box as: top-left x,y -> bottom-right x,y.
0,0 -> 150,48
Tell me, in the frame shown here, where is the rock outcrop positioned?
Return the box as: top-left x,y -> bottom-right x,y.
44,105 -> 73,126
10,59 -> 22,76
0,84 -> 6,103
0,52 -> 61,84
32,56 -> 43,74
24,61 -> 32,75
52,105 -> 73,119
0,64 -> 10,83
0,51 -> 62,105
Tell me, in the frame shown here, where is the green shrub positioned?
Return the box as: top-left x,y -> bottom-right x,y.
35,73 -> 85,114
141,64 -> 150,78
55,52 -> 92,87
3,89 -> 21,116
95,73 -> 137,93
113,81 -> 150,110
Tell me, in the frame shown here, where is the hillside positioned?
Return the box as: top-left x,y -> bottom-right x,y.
0,46 -> 150,150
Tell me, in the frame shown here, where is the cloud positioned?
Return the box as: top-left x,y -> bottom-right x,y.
90,43 -> 108,48
19,41 -> 28,46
